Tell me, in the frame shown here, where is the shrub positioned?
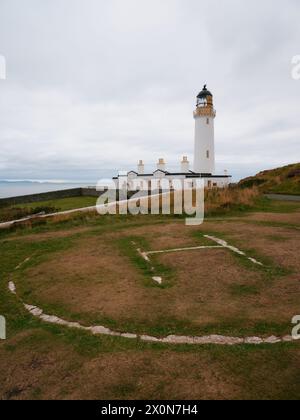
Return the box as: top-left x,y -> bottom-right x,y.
204,186 -> 260,216
239,178 -> 266,189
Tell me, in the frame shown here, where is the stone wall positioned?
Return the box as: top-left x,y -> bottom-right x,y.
0,187 -> 101,208
81,187 -> 103,198
0,187 -> 145,208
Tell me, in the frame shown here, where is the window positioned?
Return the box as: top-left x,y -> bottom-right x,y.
206,150 -> 210,159
206,118 -> 210,125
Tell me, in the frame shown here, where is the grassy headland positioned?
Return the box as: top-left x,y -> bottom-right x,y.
239,163 -> 300,195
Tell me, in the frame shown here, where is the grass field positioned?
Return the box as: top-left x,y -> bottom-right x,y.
0,199 -> 300,399
18,195 -> 98,211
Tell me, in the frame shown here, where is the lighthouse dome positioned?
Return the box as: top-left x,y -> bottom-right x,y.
197,85 -> 213,99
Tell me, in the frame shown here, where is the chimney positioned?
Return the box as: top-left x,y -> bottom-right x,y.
157,158 -> 166,172
138,160 -> 144,175
181,156 -> 190,173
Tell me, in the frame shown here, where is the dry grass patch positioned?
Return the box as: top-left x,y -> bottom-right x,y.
14,219 -> 296,336
2,211 -> 300,400
204,186 -> 260,215
194,220 -> 300,326
246,211 -> 300,226
1,328 -> 299,400
120,222 -> 207,251
156,248 -> 263,325
203,219 -> 300,271
17,235 -> 149,322
2,226 -> 92,243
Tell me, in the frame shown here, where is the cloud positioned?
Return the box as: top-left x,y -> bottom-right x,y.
0,0 -> 299,181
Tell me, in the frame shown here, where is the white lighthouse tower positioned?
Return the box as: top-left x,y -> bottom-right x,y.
115,84 -> 232,189
193,85 -> 216,174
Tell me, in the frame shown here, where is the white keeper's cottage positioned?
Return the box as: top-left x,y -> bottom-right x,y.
114,85 -> 232,189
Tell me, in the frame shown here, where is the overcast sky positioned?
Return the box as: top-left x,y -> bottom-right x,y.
0,0 -> 299,182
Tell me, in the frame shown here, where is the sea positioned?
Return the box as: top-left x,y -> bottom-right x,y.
0,180 -> 96,199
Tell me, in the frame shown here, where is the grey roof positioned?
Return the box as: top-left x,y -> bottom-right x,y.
153,169 -> 169,174
114,172 -> 231,179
